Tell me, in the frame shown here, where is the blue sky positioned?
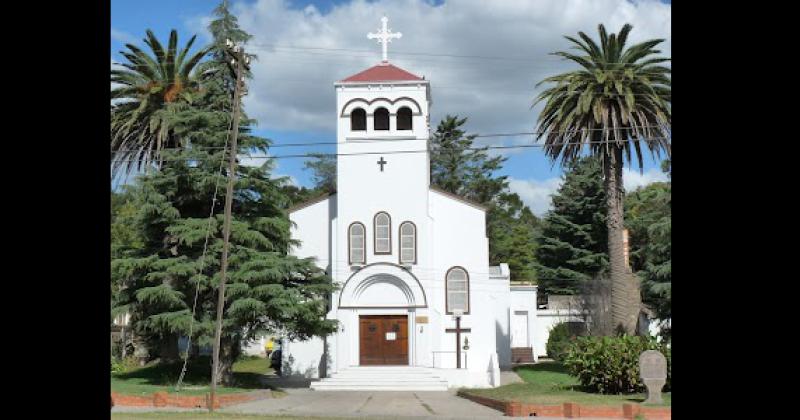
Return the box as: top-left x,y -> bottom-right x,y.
111,0 -> 671,215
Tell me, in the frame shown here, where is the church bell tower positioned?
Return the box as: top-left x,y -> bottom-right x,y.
334,16 -> 432,212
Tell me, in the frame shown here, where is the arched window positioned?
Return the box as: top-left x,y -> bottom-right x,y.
397,107 -> 413,130
374,107 -> 390,131
399,222 -> 416,264
348,222 -> 366,264
446,267 -> 469,314
351,108 -> 366,131
374,212 -> 391,254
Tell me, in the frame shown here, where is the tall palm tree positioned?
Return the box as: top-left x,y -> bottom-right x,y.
534,24 -> 671,334
111,29 -> 211,176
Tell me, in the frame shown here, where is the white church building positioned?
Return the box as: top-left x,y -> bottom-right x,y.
278,17 -> 579,390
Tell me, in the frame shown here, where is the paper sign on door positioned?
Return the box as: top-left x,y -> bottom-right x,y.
385,332 -> 397,340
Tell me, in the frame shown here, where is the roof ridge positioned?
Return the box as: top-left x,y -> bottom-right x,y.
429,185 -> 488,211
339,63 -> 424,83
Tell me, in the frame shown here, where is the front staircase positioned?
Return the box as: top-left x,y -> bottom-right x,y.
511,347 -> 535,364
310,366 -> 449,391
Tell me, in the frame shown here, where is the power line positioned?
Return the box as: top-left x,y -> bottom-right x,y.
109,136 -> 671,163
109,126 -> 670,154
217,42 -> 671,67
112,42 -> 669,66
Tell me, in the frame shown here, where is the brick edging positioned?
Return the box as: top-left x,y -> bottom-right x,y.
111,391 -> 265,409
458,391 -> 671,419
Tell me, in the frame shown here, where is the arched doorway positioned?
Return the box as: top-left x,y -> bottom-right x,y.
338,263 -> 427,366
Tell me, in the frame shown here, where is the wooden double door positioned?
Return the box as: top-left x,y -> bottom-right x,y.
359,315 -> 409,365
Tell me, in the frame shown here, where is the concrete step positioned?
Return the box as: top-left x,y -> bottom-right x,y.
322,377 -> 447,383
338,366 -> 432,370
311,367 -> 449,391
330,371 -> 439,377
311,383 -> 449,391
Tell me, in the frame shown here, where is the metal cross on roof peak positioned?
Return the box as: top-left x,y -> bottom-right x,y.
367,15 -> 402,63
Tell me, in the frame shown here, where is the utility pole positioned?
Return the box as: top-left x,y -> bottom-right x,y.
209,39 -> 250,412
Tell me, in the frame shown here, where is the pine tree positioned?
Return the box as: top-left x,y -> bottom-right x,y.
625,163 -> 670,335
111,1 -> 336,384
430,115 -> 507,203
535,156 -> 608,295
303,153 -> 337,194
487,192 -> 540,282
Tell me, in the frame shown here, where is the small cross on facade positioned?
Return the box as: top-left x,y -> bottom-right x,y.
377,157 -> 387,172
367,16 -> 402,62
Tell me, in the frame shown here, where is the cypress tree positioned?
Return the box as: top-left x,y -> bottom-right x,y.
535,156 -> 608,295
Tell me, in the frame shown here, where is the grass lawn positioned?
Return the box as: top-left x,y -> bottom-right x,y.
112,414 -> 360,420
112,356 -> 275,396
462,362 -> 670,407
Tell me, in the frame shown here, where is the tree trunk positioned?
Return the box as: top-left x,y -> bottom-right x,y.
218,338 -> 240,386
121,327 -> 127,358
604,148 -> 637,335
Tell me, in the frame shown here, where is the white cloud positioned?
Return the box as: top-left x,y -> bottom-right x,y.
184,0 -> 670,136
274,174 -> 300,187
507,176 -> 563,216
111,27 -> 138,45
508,166 -> 668,216
238,152 -> 267,168
623,167 -> 668,191
237,153 -> 299,187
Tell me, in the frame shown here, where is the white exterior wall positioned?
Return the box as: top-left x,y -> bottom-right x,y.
284,198 -> 334,378
241,336 -> 266,357
510,285 -> 538,362
531,308 -> 585,358
491,265 -> 512,369
329,79 -> 436,377
426,190 -> 501,387
281,69 -> 510,388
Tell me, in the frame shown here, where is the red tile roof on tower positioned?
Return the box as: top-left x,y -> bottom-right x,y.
339,63 -> 424,83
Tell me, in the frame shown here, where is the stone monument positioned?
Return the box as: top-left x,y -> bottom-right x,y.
639,350 -> 667,404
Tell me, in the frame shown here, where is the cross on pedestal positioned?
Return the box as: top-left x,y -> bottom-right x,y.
377,157 -> 387,172
367,16 -> 402,62
445,315 -> 471,369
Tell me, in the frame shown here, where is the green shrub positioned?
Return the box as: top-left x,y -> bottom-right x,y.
546,322 -> 586,362
563,335 -> 671,394
111,358 -> 122,374
111,356 -> 140,375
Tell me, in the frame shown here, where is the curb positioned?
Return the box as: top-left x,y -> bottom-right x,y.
458,391 -> 671,419
111,390 -> 269,409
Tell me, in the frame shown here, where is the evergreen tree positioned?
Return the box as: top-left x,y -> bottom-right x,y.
535,156 -> 608,295
111,1 -> 336,384
430,115 -> 507,203
625,164 -> 671,334
487,192 -> 540,282
112,188 -> 145,260
279,182 -> 317,207
303,153 -> 337,194
429,115 -> 540,282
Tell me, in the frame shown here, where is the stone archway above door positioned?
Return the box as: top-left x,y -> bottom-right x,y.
338,262 -> 427,309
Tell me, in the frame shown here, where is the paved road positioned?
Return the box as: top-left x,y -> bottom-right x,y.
111,371 -> 599,419
224,388 -> 505,418
112,389 -> 608,420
